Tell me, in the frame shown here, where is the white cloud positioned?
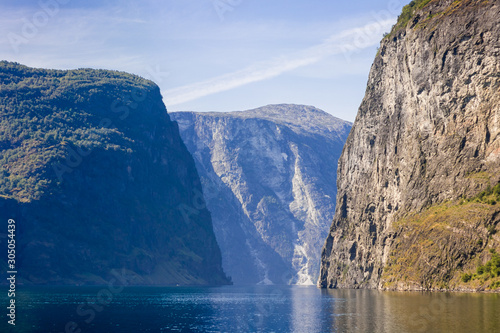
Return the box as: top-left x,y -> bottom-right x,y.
162,19 -> 394,106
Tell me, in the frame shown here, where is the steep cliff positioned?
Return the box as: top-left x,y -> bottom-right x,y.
170,105 -> 351,284
0,61 -> 229,285
319,0 -> 500,291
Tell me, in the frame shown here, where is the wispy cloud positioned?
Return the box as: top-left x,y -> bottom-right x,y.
162,19 -> 394,106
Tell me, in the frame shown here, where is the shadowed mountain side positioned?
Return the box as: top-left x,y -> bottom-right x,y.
0,61 -> 229,286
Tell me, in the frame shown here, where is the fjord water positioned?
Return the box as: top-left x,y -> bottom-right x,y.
2,286 -> 500,333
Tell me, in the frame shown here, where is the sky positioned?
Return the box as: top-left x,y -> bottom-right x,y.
0,0 -> 409,122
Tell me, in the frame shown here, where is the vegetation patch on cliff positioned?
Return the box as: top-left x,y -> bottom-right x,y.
461,249 -> 500,290
412,0 -> 489,32
0,61 -> 154,201
387,0 -> 488,38
382,196 -> 500,291
468,183 -> 500,206
388,0 -> 436,36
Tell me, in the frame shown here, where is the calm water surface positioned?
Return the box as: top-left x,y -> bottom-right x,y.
1,285 -> 499,332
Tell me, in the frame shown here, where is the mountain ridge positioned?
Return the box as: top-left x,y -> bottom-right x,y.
185,104 -> 351,136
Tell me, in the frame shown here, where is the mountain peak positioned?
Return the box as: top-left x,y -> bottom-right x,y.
173,104 -> 352,138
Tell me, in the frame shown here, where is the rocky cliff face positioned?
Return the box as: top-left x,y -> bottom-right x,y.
170,105 -> 351,284
0,62 -> 229,285
319,0 -> 500,291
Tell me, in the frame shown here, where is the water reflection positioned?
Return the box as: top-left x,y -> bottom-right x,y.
1,285 -> 499,332
321,289 -> 500,333
291,286 -> 330,332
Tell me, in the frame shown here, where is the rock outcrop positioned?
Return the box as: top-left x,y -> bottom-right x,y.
0,62 -> 229,285
319,0 -> 500,291
171,105 -> 351,284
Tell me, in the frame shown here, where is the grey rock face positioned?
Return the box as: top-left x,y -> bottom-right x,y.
319,0 -> 500,290
171,105 -> 351,284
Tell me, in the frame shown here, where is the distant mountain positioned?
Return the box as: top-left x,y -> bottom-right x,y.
0,61 -> 229,285
171,105 -> 351,284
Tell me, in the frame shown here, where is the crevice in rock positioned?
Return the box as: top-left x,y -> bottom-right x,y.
349,242 -> 357,261
441,49 -> 449,70
459,136 -> 467,152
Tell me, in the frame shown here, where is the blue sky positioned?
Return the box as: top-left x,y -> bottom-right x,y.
0,0 -> 408,121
